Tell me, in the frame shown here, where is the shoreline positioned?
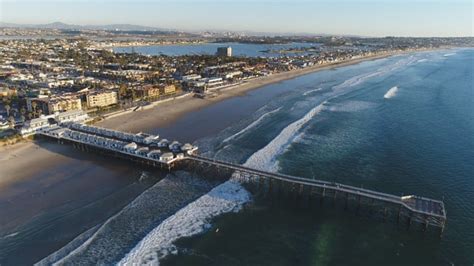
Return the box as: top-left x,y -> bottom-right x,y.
0,47 -> 440,226
96,48 -> 431,132
0,49 -> 412,227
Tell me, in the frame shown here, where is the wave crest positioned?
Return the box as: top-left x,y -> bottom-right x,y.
384,86 -> 399,99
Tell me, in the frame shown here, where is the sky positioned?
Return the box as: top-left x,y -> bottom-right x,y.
0,0 -> 472,37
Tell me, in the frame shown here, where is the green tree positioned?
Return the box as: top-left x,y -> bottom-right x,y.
31,101 -> 37,118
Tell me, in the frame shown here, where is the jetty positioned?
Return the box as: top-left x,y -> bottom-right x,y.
37,122 -> 447,234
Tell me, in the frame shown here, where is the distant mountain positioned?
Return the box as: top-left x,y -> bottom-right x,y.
0,21 -> 170,32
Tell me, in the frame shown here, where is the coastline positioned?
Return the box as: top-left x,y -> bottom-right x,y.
0,48 -> 442,190
0,49 -> 405,235
96,49 -> 415,132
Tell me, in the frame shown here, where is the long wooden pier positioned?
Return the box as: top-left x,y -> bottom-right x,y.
186,155 -> 447,233
36,123 -> 447,234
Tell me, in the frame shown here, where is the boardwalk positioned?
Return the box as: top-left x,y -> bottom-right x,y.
37,123 -> 447,233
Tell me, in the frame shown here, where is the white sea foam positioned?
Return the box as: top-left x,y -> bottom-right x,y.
245,101 -> 327,172
417,59 -> 428,63
332,70 -> 383,91
384,86 -> 399,99
1,232 -> 19,239
223,107 -> 282,143
303,87 -> 323,96
35,225 -> 101,266
443,53 -> 456,57
118,180 -> 251,266
333,56 -> 417,92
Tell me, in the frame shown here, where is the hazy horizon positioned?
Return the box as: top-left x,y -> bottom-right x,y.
0,0 -> 473,37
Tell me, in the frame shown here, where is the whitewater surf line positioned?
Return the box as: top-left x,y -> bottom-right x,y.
223,107 -> 282,143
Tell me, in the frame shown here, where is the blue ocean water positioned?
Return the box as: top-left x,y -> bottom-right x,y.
163,49 -> 474,265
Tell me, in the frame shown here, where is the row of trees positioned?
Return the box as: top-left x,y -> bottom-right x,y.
1,97 -> 40,129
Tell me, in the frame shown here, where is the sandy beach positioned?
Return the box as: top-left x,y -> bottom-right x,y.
0,50 -> 411,193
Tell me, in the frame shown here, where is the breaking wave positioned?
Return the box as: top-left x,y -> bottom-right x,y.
333,56 -> 417,91
223,107 -> 282,143
39,172 -> 217,265
118,180 -> 250,266
384,86 -> 399,99
303,87 -> 323,96
245,101 -> 327,172
444,53 -> 456,57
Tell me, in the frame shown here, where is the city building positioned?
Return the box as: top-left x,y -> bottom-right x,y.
86,90 -> 118,108
160,84 -> 176,95
20,109 -> 89,136
0,87 -> 16,98
133,85 -> 161,99
216,46 -> 232,57
27,94 -> 82,115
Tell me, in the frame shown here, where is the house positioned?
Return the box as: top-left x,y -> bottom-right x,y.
159,152 -> 174,163
20,110 -> 88,136
0,87 -> 17,98
133,85 -> 161,99
86,90 -> 118,108
160,84 -> 176,95
20,117 -> 49,135
27,94 -> 82,115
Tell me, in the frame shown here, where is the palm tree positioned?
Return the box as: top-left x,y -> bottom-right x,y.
31,101 -> 37,118
8,116 -> 15,129
4,104 -> 10,117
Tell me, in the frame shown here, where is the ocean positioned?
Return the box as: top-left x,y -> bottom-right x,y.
159,49 -> 474,265
1,49 -> 472,265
